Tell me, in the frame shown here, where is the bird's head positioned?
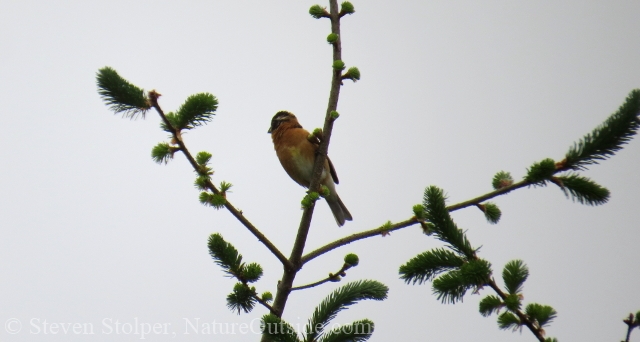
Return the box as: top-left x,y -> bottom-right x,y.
268,111 -> 299,133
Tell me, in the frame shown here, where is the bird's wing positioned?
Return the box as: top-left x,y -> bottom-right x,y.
327,157 -> 339,184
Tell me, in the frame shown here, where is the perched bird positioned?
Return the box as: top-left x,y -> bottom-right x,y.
268,111 -> 352,226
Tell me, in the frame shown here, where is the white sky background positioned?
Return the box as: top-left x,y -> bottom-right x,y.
1,0 -> 639,341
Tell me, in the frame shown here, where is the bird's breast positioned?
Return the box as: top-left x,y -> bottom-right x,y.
272,125 -> 329,188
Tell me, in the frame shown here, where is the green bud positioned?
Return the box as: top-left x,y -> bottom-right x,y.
199,192 -> 212,205
327,33 -> 339,44
481,202 -> 501,224
198,164 -> 214,177
308,192 -> 320,201
412,204 -> 426,220
381,220 -> 393,236
243,263 -> 263,283
301,194 -> 315,208
210,193 -> 227,209
344,253 -> 359,267
525,158 -> 556,184
199,192 -> 225,209
492,171 -> 514,190
309,5 -> 328,19
151,142 -> 174,165
232,283 -> 245,292
196,151 -> 212,166
194,176 -> 209,190
332,60 -> 346,70
261,292 -> 273,302
220,181 -> 233,193
340,1 -> 355,15
302,192 -> 320,208
344,66 -> 360,81
330,111 -> 340,119
319,185 -> 331,198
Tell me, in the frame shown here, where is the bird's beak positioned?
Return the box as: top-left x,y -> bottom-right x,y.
267,127 -> 273,134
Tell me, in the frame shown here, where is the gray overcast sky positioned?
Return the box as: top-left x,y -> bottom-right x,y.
1,1 -> 639,341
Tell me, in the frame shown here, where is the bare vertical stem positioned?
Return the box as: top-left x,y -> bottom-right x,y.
267,0 -> 343,324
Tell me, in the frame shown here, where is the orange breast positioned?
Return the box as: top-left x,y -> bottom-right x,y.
272,123 -> 329,188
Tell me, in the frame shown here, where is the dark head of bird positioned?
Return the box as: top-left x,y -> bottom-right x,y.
268,111 -> 298,133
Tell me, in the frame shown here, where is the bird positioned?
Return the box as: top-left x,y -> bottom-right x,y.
268,111 -> 352,226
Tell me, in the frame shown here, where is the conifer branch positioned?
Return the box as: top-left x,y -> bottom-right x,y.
502,260 -> 528,295
399,248 -> 465,285
398,185 -> 556,341
208,233 -> 246,279
552,174 -> 610,205
305,280 -> 387,342
302,179 -> 537,265
208,233 -> 264,284
209,235 -> 275,315
487,280 -> 546,342
319,319 -> 374,342
227,282 -> 258,314
301,179 -> 532,265
304,146 -> 616,264
96,67 -> 151,118
147,93 -> 294,271
561,90 -> 640,171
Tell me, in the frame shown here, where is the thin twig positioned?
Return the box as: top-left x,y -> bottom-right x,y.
148,92 -> 294,271
291,264 -> 350,291
301,181 -> 534,265
252,293 -> 277,316
290,278 -> 333,292
446,180 -> 529,212
302,218 -> 417,265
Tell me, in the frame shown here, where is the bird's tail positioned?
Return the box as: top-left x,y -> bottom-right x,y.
327,195 -> 353,227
